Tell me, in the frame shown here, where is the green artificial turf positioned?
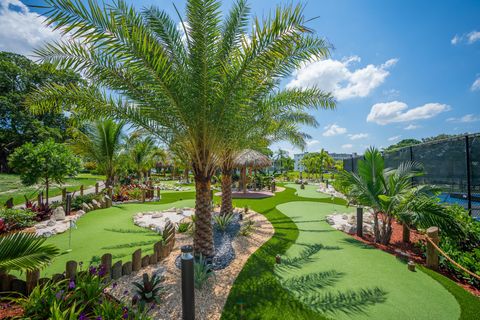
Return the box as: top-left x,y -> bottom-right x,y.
284,183 -> 330,199
274,201 -> 460,320
419,266 -> 480,320
40,192 -> 196,277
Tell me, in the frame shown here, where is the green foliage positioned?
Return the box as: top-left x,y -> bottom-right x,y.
132,273 -> 164,309
71,194 -> 99,210
383,138 -> 421,152
8,139 -> 81,202
300,150 -> 334,179
0,208 -> 36,231
128,187 -> 143,201
194,254 -> 215,290
436,205 -> 480,288
239,219 -> 255,236
0,232 -> 59,272
70,119 -> 125,186
213,213 -> 235,232
0,51 -> 83,173
177,222 -> 192,233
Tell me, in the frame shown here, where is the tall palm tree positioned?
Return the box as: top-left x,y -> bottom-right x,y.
70,119 -> 125,187
29,0 -> 332,257
339,148 -> 463,244
125,133 -> 157,181
0,233 -> 59,272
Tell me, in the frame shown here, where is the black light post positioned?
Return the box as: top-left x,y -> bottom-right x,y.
181,245 -> 195,320
356,206 -> 363,237
65,192 -> 72,215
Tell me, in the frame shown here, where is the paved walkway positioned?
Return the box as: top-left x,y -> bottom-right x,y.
274,201 -> 460,320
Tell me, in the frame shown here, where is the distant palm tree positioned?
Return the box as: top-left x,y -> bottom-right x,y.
29,0 -> 333,257
0,233 -> 59,272
125,133 -> 157,181
339,147 -> 463,244
71,119 -> 125,187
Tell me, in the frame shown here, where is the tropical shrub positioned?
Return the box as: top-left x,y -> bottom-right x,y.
213,213 -> 235,233
177,222 -> 192,234
194,255 -> 215,290
128,187 -> 143,201
0,208 -> 35,232
239,219 -> 255,237
435,205 -> 480,288
132,273 -> 164,309
71,194 -> 99,210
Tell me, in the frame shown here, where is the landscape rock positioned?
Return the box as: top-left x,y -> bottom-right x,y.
53,207 -> 66,221
47,220 -> 56,227
152,213 -> 163,219
81,203 -> 90,212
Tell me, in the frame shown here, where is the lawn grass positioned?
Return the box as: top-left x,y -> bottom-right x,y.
38,192 -> 196,277
284,183 -> 331,199
0,173 -> 105,206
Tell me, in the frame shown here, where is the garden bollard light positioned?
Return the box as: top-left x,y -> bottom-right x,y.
181,245 -> 195,320
65,192 -> 72,215
408,260 -> 416,272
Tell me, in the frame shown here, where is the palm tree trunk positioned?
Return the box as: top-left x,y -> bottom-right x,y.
193,174 -> 214,257
220,164 -> 233,216
373,211 -> 380,243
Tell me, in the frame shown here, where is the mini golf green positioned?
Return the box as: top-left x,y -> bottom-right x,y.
284,183 -> 330,199
274,201 -> 460,320
41,197 -> 195,277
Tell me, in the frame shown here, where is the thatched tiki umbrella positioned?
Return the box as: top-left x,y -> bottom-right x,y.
233,149 -> 272,193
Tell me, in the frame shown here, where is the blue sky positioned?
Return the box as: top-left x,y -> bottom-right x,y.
1,0 -> 479,155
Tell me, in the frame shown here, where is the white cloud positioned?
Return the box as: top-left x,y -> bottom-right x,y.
348,133 -> 369,140
451,30 -> 480,45
446,114 -> 480,123
366,101 -> 451,125
0,0 -> 63,56
306,139 -> 320,146
341,144 -> 353,149
404,124 -> 420,130
471,77 -> 480,91
287,56 -> 398,100
451,35 -> 460,45
388,135 -> 401,141
322,124 -> 347,137
467,31 -> 480,44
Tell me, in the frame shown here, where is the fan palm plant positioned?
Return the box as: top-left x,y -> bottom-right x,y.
124,133 -> 157,181
29,0 -> 332,256
0,232 -> 59,272
339,147 -> 462,244
70,119 -> 125,187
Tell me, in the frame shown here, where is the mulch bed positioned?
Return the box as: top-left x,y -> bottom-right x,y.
0,302 -> 23,319
349,218 -> 480,296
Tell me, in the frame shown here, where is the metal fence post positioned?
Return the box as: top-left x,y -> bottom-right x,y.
181,245 -> 195,320
465,135 -> 472,215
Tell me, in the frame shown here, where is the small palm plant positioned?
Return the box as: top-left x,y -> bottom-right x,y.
0,232 -> 59,272
132,273 -> 164,310
213,213 -> 235,233
194,254 -> 215,290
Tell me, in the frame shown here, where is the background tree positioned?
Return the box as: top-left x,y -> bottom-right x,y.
8,139 -> 80,204
29,0 -> 332,257
124,132 -> 157,181
0,51 -> 82,172
70,119 -> 125,187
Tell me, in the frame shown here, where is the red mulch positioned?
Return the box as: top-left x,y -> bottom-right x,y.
349,218 -> 480,297
0,302 -> 23,319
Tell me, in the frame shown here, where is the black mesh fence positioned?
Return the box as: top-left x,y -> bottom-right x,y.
343,133 -> 480,219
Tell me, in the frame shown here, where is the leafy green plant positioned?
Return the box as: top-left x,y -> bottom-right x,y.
177,222 -> 192,234
240,219 -> 255,237
0,208 -> 35,231
213,213 -> 234,232
71,194 -> 99,210
0,232 -> 59,272
128,187 -> 143,201
132,273 -> 164,309
50,301 -> 83,320
14,279 -> 65,319
194,254 -> 215,290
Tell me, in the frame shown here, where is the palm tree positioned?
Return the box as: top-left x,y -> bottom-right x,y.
70,119 -> 125,187
29,0 -> 332,257
125,133 -> 157,181
339,148 -> 463,244
0,233 -> 59,272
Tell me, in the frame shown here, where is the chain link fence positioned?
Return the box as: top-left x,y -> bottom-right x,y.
344,133 -> 480,219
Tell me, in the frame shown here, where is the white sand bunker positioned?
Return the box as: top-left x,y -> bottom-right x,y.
133,208 -> 195,232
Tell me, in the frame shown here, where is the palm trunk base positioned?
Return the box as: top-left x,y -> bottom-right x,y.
193,176 -> 214,257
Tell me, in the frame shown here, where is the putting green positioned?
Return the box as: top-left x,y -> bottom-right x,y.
274,201 -> 460,320
284,183 -> 331,199
42,199 -> 194,277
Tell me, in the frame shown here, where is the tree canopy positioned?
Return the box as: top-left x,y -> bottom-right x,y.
0,51 -> 83,172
